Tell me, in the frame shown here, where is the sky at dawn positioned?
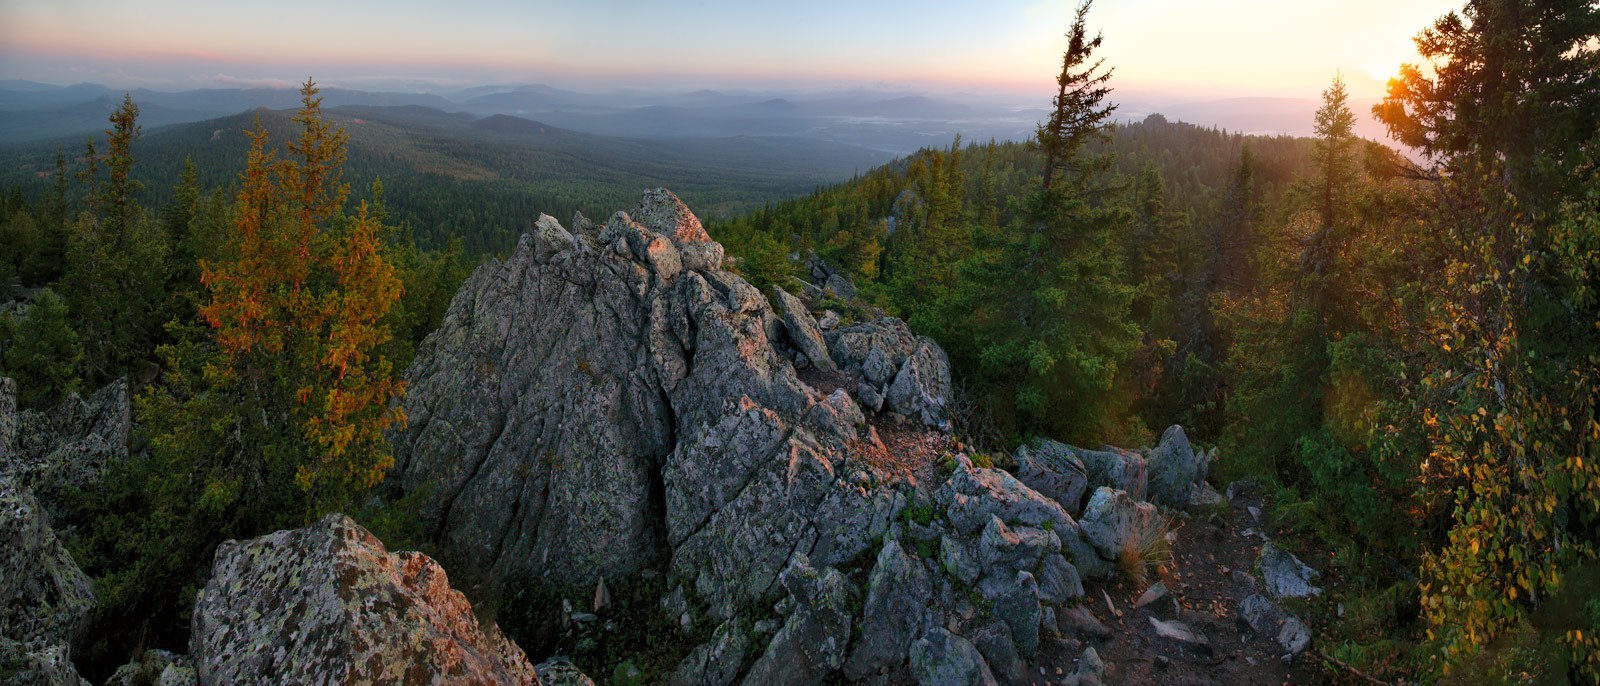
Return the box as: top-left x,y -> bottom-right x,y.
0,0 -> 1462,100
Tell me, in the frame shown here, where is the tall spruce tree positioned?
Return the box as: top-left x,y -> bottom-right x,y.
960,0 -> 1138,441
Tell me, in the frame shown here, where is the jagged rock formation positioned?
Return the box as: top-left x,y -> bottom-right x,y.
190,514 -> 541,685
4,378 -> 131,515
0,378 -> 97,686
390,190 -> 1221,683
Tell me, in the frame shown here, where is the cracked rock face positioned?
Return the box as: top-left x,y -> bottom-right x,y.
190,514 -> 540,685
390,190 -> 907,618
388,190 -> 1156,683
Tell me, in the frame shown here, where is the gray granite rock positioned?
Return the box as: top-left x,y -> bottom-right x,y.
845,539 -> 933,678
1145,425 -> 1198,508
1258,542 -> 1322,599
190,514 -> 539,685
908,627 -> 998,686
742,556 -> 858,686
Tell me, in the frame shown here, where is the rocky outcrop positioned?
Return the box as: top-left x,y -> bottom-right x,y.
190,514 -> 540,685
389,190 -> 1215,683
826,317 -> 952,430
4,378 -> 130,508
0,473 -> 94,686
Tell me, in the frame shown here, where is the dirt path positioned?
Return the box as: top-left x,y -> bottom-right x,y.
1035,492 -> 1326,685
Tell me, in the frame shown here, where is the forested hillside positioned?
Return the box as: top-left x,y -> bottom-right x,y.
0,104 -> 890,253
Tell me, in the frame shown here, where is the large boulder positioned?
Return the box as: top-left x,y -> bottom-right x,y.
1078,487 -> 1163,563
1012,438 -> 1090,514
1145,425 -> 1199,508
771,286 -> 834,371
189,514 -> 540,685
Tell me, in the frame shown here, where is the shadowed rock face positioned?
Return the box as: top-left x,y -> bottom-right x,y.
190,514 -> 540,686
390,189 -> 900,616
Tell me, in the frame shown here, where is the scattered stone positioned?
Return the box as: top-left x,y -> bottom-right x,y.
1148,617 -> 1211,654
1061,605 -> 1112,640
1134,581 -> 1170,611
817,310 -> 841,330
190,514 -> 538,684
1258,542 -> 1322,599
1188,481 -> 1225,508
1239,593 -> 1312,656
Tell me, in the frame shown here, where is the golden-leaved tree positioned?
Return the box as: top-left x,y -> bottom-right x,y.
199,78 -> 405,508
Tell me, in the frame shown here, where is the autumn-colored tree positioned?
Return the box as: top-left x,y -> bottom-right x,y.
199,78 -> 405,511
1376,0 -> 1600,676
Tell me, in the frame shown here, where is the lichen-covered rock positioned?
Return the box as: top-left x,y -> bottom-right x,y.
0,638 -> 89,686
908,627 -> 998,686
0,377 -> 16,459
189,514 -> 540,685
1258,542 -> 1322,599
1239,593 -> 1311,656
884,340 -> 952,431
741,556 -> 858,686
0,480 -> 93,651
1013,438 -> 1089,514
983,570 -> 1041,658
826,317 -> 952,430
1078,487 -> 1162,563
771,286 -> 834,371
937,465 -> 1106,580
104,650 -> 196,686
670,619 -> 749,686
844,539 -> 933,678
1145,425 -> 1198,508
1073,446 -> 1147,502
5,378 -> 130,505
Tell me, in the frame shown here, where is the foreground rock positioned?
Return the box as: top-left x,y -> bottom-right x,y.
0,472 -> 94,686
190,514 -> 541,685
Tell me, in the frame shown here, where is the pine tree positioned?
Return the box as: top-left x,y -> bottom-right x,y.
959,0 -> 1138,441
